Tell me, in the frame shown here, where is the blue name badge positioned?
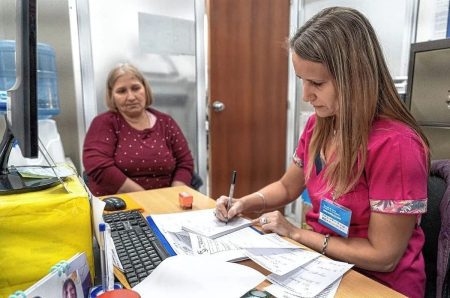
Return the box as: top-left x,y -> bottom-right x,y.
318,199 -> 352,238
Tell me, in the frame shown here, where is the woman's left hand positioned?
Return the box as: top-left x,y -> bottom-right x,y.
252,210 -> 297,238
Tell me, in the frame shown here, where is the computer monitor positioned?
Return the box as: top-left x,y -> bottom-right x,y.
405,38 -> 450,127
0,0 -> 59,194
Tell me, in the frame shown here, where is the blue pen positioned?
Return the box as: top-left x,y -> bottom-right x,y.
99,223 -> 107,293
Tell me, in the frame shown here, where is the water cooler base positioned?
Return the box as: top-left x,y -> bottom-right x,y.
8,119 -> 66,167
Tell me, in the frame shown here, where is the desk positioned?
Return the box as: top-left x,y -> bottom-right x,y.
121,186 -> 404,297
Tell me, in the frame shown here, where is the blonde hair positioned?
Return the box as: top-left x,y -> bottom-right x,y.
290,7 -> 429,198
105,63 -> 153,111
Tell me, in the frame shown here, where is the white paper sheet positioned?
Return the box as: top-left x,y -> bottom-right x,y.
133,255 -> 266,298
267,257 -> 353,297
151,211 -> 194,255
265,277 -> 342,298
246,248 -> 320,276
17,164 -> 75,178
219,231 -> 304,249
189,233 -> 248,262
182,208 -> 252,239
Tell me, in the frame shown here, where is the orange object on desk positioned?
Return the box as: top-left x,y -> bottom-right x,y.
179,191 -> 193,209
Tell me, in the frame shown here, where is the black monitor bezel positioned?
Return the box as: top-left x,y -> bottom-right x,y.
7,0 -> 38,158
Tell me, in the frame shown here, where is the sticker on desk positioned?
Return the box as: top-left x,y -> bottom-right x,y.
17,164 -> 76,179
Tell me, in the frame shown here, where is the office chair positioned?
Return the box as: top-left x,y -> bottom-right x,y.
190,172 -> 203,191
421,159 -> 450,298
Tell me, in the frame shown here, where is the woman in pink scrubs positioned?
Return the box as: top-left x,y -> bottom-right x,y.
215,7 -> 429,298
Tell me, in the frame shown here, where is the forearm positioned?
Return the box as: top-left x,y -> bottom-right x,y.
117,178 -> 145,194
289,214 -> 415,272
291,228 -> 393,271
240,181 -> 298,214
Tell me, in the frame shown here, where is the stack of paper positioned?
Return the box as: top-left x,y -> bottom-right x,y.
149,210 -> 354,297
266,257 -> 353,297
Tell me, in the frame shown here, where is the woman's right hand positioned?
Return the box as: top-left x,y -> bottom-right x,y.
214,195 -> 244,222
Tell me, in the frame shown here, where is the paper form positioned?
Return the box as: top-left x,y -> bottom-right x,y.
265,277 -> 342,298
267,257 -> 353,297
17,164 -> 75,178
165,231 -> 194,255
217,228 -> 301,249
189,233 -> 248,262
133,255 -> 266,298
245,248 -> 320,276
181,208 -> 252,239
151,212 -> 195,255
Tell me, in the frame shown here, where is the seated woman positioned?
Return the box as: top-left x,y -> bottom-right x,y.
83,63 -> 194,196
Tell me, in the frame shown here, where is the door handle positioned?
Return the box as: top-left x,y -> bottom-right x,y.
211,100 -> 225,112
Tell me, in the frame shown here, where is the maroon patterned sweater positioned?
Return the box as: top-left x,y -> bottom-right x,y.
83,108 -> 193,196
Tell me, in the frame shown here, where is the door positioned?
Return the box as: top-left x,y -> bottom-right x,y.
208,0 -> 290,199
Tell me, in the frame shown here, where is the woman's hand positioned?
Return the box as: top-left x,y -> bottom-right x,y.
171,180 -> 186,187
214,195 -> 244,222
253,210 -> 297,238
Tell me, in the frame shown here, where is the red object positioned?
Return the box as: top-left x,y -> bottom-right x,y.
179,191 -> 193,209
97,289 -> 141,298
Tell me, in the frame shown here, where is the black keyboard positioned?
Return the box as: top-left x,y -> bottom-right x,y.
103,210 -> 170,287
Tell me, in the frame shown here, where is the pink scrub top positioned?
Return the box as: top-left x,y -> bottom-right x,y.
294,115 -> 427,298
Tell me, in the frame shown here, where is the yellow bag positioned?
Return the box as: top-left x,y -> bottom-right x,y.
0,176 -> 94,297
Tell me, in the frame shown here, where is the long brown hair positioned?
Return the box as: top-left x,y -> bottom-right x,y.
290,7 -> 429,198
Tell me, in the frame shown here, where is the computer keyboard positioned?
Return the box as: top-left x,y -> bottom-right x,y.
103,210 -> 170,287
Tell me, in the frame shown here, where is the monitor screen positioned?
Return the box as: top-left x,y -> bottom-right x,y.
405,38 -> 450,127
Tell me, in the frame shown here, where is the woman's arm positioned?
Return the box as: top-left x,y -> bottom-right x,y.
260,210 -> 416,272
83,114 -> 129,194
171,180 -> 186,187
167,117 -> 194,186
117,177 -> 145,193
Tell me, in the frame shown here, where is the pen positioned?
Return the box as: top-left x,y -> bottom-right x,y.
99,223 -> 107,292
226,170 -> 237,224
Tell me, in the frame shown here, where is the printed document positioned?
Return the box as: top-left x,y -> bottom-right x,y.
246,247 -> 320,276
219,231 -> 304,249
265,277 -> 342,298
267,257 -> 353,297
189,233 -> 248,262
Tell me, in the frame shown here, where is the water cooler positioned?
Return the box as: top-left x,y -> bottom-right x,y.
0,40 -> 65,166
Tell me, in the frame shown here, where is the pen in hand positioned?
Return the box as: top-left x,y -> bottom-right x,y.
226,170 -> 237,224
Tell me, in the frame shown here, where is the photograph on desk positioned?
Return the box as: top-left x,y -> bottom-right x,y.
19,252 -> 91,298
